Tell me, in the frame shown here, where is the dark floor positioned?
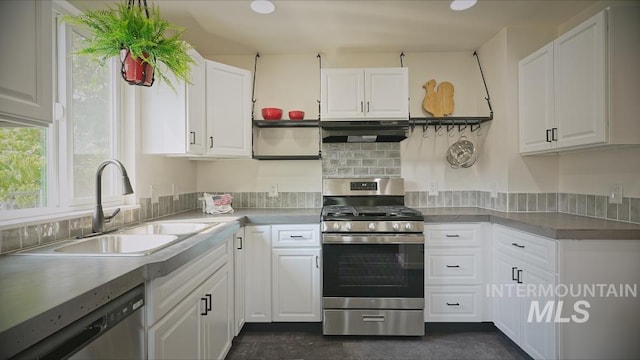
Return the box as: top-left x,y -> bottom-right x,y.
226,326 -> 530,360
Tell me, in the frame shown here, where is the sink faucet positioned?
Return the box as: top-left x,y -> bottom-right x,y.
92,159 -> 134,234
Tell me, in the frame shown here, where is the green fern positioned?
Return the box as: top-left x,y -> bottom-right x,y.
63,3 -> 195,91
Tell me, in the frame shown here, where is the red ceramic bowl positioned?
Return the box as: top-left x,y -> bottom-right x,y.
262,107 -> 282,120
288,110 -> 305,120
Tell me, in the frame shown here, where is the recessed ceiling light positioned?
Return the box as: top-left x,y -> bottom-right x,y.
251,0 -> 275,14
450,0 -> 477,11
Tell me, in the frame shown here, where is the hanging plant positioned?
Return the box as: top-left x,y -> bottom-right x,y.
63,0 -> 194,90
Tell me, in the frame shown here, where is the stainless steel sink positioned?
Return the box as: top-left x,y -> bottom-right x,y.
51,234 -> 180,256
122,222 -> 214,235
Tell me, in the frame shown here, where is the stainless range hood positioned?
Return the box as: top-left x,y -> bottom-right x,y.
321,121 -> 409,143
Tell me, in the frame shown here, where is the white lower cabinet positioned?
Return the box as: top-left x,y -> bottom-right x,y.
244,224 -> 322,323
244,225 -> 272,322
272,248 -> 322,321
147,236 -> 234,360
424,223 -> 486,322
233,228 -> 246,335
492,225 -> 557,360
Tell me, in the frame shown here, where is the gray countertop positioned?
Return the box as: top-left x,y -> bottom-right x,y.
2,206 -> 639,358
417,207 -> 640,240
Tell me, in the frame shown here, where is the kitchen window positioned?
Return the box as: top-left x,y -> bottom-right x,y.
0,1 -> 122,221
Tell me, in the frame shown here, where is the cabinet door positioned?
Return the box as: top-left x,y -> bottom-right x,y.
233,229 -> 246,336
186,49 -> 206,154
519,42 -> 555,154
141,50 -> 209,155
520,265 -> 557,360
0,0 -> 53,125
202,264 -> 233,360
492,252 -> 521,344
244,225 -> 272,322
272,248 -> 322,322
554,10 -> 607,149
205,61 -> 251,157
321,68 -> 365,119
148,290 -> 202,360
364,68 -> 409,119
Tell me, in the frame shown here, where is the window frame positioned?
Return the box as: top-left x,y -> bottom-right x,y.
0,0 -> 125,222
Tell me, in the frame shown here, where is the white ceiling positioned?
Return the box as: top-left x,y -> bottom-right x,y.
69,0 -> 596,57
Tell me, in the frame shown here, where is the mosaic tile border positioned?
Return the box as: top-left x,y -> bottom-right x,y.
404,190 -> 640,225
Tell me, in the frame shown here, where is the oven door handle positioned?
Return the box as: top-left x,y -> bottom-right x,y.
322,234 -> 424,244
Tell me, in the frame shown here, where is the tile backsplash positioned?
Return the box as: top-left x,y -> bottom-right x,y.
322,143 -> 401,177
200,192 -> 322,209
0,193 -> 200,255
2,188 -> 639,254
404,190 -> 640,225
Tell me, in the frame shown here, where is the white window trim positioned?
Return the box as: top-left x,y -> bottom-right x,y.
0,0 -> 128,223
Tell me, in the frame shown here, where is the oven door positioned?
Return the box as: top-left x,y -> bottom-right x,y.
322,234 -> 424,299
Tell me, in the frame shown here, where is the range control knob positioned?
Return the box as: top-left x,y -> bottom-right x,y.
405,223 -> 413,231
368,223 -> 376,230
344,223 -> 352,231
332,223 -> 340,231
392,223 -> 400,231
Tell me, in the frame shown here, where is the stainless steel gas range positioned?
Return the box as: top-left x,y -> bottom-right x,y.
321,178 -> 425,336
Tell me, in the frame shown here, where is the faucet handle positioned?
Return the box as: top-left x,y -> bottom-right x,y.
105,208 -> 121,223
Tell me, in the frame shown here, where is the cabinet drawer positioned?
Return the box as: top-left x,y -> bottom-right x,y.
147,237 -> 231,325
271,224 -> 320,247
425,248 -> 483,285
424,286 -> 483,322
493,225 -> 556,272
425,223 -> 482,247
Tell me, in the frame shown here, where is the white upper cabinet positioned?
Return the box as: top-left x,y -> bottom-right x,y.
554,10 -> 607,149
0,0 -> 53,125
140,49 -> 206,155
519,43 -> 555,154
519,7 -> 640,154
321,68 -> 408,120
205,61 -> 252,158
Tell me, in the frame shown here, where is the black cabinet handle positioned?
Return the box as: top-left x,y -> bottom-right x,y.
511,242 -> 525,249
316,255 -> 319,269
446,265 -> 460,268
445,234 -> 460,238
190,131 -> 196,145
290,235 -> 304,238
446,302 -> 460,306
237,236 -> 243,250
209,136 -> 214,148
201,294 -> 212,315
512,266 -> 518,281
367,101 -> 370,112
360,101 -> 364,112
517,269 -> 523,284
546,129 -> 552,142
552,127 -> 558,141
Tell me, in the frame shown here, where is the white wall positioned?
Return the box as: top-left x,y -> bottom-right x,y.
555,1 -> 640,197
124,85 -> 198,200
205,51 -> 490,193
189,0 -> 640,198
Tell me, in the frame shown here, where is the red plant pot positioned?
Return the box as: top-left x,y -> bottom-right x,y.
120,49 -> 155,87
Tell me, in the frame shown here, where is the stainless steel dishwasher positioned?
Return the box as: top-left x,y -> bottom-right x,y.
14,284 -> 145,359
